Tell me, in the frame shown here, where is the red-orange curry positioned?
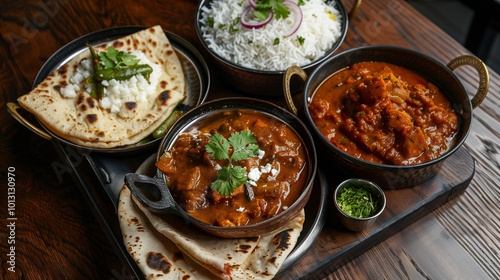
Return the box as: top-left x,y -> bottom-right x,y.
156,109 -> 308,227
309,62 -> 458,165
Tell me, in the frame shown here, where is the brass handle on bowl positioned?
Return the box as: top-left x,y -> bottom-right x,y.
283,65 -> 309,115
349,0 -> 362,20
447,55 -> 490,109
6,102 -> 52,140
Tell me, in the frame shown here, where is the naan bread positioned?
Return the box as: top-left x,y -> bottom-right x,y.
18,25 -> 184,148
118,155 -> 305,279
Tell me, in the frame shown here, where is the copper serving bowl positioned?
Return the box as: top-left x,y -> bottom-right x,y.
284,45 -> 489,188
194,0 -> 361,96
125,98 -> 317,238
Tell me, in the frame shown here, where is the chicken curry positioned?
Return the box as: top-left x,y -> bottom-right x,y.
156,109 -> 309,227
309,62 -> 458,165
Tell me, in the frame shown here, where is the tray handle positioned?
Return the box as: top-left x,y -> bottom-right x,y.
283,65 -> 309,115
447,55 -> 490,109
7,102 -> 52,140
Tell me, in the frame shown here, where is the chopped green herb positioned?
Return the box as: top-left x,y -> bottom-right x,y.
207,17 -> 214,27
233,17 -> 240,25
340,138 -> 347,144
255,0 -> 290,20
230,17 -> 241,32
337,185 -> 379,218
248,40 -> 253,44
205,131 -> 260,196
298,0 -> 305,5
274,38 -> 280,45
297,36 -> 305,45
359,112 -> 366,116
218,24 -> 226,28
97,45 -> 141,69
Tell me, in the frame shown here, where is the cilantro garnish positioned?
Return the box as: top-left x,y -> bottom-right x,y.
98,45 -> 141,68
273,38 -> 280,45
297,36 -> 305,45
230,17 -> 241,32
205,131 -> 260,196
207,17 -> 214,27
255,0 -> 290,20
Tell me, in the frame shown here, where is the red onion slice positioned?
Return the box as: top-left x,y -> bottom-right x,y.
283,0 -> 303,37
248,0 -> 257,9
240,5 -> 273,29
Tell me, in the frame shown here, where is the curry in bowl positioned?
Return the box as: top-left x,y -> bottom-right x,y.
309,61 -> 458,165
155,109 -> 309,227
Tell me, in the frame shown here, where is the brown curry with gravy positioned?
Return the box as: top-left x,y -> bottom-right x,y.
309,62 -> 458,165
155,109 -> 308,227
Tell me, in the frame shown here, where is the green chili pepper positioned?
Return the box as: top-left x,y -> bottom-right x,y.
94,65 -> 153,82
152,110 -> 183,139
86,44 -> 105,99
127,135 -> 155,147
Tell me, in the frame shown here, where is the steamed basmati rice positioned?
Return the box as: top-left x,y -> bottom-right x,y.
200,0 -> 342,71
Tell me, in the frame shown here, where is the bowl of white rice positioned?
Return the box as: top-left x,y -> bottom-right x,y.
195,0 -> 359,96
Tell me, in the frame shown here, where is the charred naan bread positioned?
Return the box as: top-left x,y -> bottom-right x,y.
118,155 -> 304,280
18,25 -> 184,148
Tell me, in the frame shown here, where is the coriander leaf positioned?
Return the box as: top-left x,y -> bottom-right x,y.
211,166 -> 247,196
98,52 -> 115,68
297,36 -> 305,45
271,0 -> 290,19
231,134 -> 259,161
211,167 -> 230,195
254,8 -> 271,21
106,46 -> 118,63
229,131 -> 257,151
205,131 -> 259,196
207,17 -> 214,27
206,134 -> 230,160
119,53 -> 140,66
255,0 -> 290,20
232,143 -> 259,161
273,38 -> 280,45
230,166 -> 248,188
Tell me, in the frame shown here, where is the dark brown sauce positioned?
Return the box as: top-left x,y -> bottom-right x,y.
156,109 -> 309,226
309,62 -> 458,165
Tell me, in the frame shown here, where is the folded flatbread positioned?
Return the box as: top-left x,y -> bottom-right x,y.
118,155 -> 304,279
18,25 -> 184,148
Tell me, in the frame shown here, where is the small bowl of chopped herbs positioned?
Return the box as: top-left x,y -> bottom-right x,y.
334,178 -> 386,232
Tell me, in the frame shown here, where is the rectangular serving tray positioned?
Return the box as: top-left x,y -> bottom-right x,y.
52,138 -> 474,279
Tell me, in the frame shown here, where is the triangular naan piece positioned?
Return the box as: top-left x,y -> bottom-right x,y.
18,25 -> 184,148
118,155 -> 305,279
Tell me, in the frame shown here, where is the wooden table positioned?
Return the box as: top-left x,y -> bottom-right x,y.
1,0 -> 499,279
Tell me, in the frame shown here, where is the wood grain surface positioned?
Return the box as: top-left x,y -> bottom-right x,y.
1,0 -> 499,279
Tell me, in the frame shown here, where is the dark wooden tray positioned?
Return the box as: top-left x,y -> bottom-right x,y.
280,146 -> 475,279
54,138 -> 474,279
